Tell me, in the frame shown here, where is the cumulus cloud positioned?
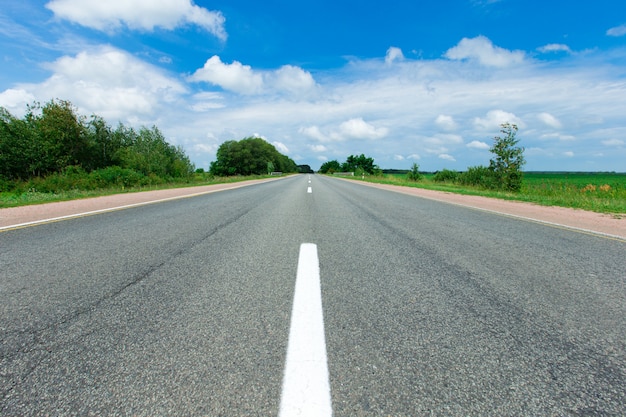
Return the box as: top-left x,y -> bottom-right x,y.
439,154 -> 456,161
537,112 -> 562,128
0,88 -> 36,115
435,114 -> 457,131
607,24 -> 626,37
338,118 -> 388,140
272,141 -> 289,154
268,65 -> 316,94
189,56 -> 263,95
444,36 -> 525,67
3,46 -> 187,120
299,126 -> 327,142
466,140 -> 490,150
385,47 -> 405,64
189,56 -> 315,96
309,144 -> 327,152
473,110 -> 523,130
46,0 -> 227,39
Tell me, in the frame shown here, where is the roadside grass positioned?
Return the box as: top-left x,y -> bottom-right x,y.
0,174 -> 279,209
351,172 -> 626,215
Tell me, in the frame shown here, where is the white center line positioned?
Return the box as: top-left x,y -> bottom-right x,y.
307,186 -> 312,193
279,243 -> 332,417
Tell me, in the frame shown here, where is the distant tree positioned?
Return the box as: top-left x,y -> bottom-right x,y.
406,163 -> 422,181
342,154 -> 379,175
489,123 -> 525,191
209,137 -> 296,176
319,160 -> 341,174
297,164 -> 314,174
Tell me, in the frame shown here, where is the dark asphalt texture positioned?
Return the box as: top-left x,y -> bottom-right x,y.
1,174 -> 624,416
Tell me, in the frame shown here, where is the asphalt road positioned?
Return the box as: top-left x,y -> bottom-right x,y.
1,175 -> 624,416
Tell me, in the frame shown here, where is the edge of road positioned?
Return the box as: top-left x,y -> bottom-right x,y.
337,177 -> 625,242
0,176 -> 289,232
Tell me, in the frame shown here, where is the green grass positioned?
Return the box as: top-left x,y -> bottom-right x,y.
352,172 -> 626,215
0,174 -> 279,209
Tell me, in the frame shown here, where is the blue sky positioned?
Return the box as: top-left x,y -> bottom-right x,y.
1,0 -> 626,171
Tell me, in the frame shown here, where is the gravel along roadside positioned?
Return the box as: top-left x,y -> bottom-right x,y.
1,176 -> 624,241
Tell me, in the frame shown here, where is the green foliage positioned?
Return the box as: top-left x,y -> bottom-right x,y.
489,123 -> 525,192
406,163 -> 422,181
457,165 -> 497,188
342,154 -> 380,175
0,99 -> 195,191
209,137 -> 297,176
433,169 -> 458,182
319,160 -> 341,174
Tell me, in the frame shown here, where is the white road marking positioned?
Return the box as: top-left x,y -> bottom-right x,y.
307,186 -> 312,193
279,243 -> 332,417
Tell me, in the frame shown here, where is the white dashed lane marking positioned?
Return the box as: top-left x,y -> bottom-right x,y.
279,243 -> 332,417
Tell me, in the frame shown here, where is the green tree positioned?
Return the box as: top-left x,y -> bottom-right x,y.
210,137 -> 296,176
406,163 -> 422,181
319,160 -> 341,174
489,123 -> 525,191
342,154 -> 379,174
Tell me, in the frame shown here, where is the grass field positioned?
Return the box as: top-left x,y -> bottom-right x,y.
358,172 -> 626,215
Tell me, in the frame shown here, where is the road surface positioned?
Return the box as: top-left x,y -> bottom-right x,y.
1,175 -> 624,416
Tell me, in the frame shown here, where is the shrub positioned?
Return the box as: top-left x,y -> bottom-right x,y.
433,169 -> 458,182
406,163 -> 422,181
458,165 -> 496,188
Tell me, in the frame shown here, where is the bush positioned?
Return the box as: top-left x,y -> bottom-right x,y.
433,169 -> 458,182
90,166 -> 145,188
406,163 -> 422,181
458,166 -> 496,188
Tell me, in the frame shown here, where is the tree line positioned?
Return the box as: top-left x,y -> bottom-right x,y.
318,154 -> 381,175
0,99 -> 194,191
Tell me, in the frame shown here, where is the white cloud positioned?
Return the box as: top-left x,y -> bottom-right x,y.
473,110 -> 523,130
189,56 -> 315,96
563,151 -> 574,157
538,44 -> 572,54
385,47 -> 405,64
537,112 -> 562,128
309,144 -> 327,152
268,65 -> 316,94
0,88 -> 36,115
300,126 -> 327,142
394,154 -> 405,160
338,118 -> 388,140
4,46 -> 187,120
272,141 -> 289,154
435,114 -> 457,131
189,56 -> 263,95
467,140 -> 490,150
439,154 -> 456,161
444,36 -> 525,67
46,0 -> 227,39
407,154 -> 421,160
607,24 -> 626,37
540,133 -> 575,141
602,138 -> 624,147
